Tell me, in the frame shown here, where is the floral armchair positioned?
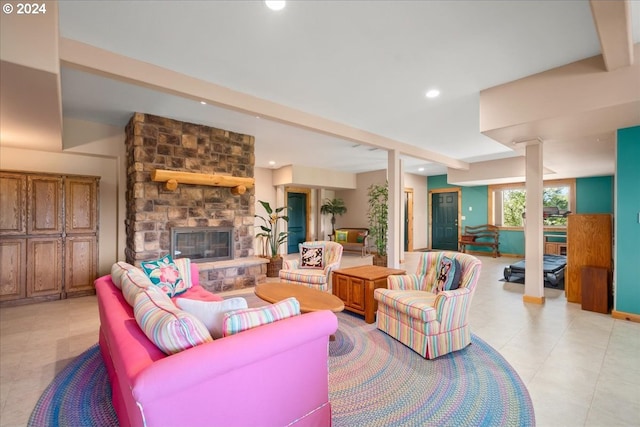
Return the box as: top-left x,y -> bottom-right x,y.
374,251 -> 482,359
279,241 -> 343,292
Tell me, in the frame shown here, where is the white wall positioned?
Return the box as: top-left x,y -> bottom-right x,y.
404,173 -> 428,249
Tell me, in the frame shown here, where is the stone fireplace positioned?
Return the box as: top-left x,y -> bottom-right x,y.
124,112 -> 267,292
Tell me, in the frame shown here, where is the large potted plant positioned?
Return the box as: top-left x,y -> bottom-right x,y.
367,182 -> 388,266
255,200 -> 290,277
320,198 -> 347,237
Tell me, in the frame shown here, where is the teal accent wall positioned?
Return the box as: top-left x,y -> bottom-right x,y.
615,126 -> 640,315
576,176 -> 613,213
427,175 -> 453,190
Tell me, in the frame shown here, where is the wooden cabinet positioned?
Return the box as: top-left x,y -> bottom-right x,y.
27,237 -> 63,297
27,175 -> 63,235
65,177 -> 98,234
0,173 -> 27,235
332,265 -> 405,323
0,171 -> 99,306
566,214 -> 612,304
65,235 -> 98,294
544,233 -> 567,255
0,238 -> 26,301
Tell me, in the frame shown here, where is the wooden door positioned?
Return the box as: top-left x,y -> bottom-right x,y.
431,191 -> 459,250
404,189 -> 414,252
0,172 -> 27,236
0,238 -> 27,301
27,175 -> 63,235
65,177 -> 98,234
27,237 -> 63,297
65,235 -> 98,294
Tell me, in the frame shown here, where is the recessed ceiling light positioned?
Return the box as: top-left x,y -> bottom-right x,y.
268,161 -> 276,167
265,1 -> 286,11
425,89 -> 440,99
200,101 -> 207,105
418,167 -> 425,172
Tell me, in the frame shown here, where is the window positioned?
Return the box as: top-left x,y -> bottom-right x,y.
489,179 -> 575,228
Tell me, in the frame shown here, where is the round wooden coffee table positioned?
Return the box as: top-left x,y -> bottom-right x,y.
255,282 -> 344,313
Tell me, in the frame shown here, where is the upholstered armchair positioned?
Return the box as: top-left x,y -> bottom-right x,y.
279,241 -> 343,292
374,251 -> 482,359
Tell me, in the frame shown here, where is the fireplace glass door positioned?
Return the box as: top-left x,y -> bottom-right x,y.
171,227 -> 233,263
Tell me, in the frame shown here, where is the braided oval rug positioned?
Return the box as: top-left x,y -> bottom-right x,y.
329,312 -> 535,427
29,312 -> 534,427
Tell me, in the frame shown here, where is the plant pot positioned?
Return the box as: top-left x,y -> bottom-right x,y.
266,256 -> 283,277
372,254 -> 388,267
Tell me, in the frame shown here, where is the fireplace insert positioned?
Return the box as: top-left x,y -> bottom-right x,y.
171,227 -> 234,263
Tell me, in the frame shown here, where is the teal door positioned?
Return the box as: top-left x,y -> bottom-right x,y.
432,192 -> 458,250
287,192 -> 307,254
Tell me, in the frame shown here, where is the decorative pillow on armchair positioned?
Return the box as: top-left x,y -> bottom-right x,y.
299,243 -> 324,269
141,255 -> 187,297
434,256 -> 462,292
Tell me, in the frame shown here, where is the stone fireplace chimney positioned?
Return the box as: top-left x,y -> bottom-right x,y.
124,113 -> 266,292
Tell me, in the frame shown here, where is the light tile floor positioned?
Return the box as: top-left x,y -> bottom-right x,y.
1,253 -> 638,426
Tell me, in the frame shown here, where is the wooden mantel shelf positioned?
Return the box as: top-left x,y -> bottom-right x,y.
151,169 -> 254,195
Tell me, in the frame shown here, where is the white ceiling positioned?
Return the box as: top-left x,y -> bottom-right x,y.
55,1 -> 640,177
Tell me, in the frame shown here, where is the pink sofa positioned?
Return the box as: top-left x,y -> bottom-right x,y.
95,263 -> 338,427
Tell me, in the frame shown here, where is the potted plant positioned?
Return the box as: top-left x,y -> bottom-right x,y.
367,182 -> 388,266
320,198 -> 347,237
255,200 -> 289,277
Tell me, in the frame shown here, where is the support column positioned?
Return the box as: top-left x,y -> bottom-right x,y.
523,140 -> 545,304
388,149 -> 402,269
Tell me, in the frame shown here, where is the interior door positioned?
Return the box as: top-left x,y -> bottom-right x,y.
287,192 -> 307,253
432,192 -> 458,250
404,189 -> 414,252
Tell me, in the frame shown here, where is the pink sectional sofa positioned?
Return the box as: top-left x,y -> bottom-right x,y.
95,262 -> 338,427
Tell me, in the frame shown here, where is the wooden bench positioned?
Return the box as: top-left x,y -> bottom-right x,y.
459,224 -> 500,258
334,228 -> 369,256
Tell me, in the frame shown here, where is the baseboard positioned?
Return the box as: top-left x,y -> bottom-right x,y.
522,295 -> 545,305
612,310 -> 640,323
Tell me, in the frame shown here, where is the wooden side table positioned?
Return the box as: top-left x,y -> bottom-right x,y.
332,265 -> 405,323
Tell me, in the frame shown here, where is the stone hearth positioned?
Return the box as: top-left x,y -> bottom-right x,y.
124,112 -> 266,292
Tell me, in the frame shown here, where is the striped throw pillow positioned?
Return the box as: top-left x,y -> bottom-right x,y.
121,267 -> 153,306
173,257 -> 194,289
222,297 -> 301,337
134,286 -> 213,355
110,261 -> 136,290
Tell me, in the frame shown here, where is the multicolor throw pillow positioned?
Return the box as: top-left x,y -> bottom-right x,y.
356,231 -> 367,243
335,230 -> 349,243
434,256 -> 462,292
134,286 -> 213,355
222,297 -> 301,337
299,243 -> 324,269
175,297 -> 248,339
140,255 -> 187,297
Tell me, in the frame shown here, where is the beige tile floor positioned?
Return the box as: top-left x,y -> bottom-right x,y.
1,253 -> 639,426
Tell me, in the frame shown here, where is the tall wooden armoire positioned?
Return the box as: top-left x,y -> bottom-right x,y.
566,214 -> 612,304
0,171 -> 99,306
